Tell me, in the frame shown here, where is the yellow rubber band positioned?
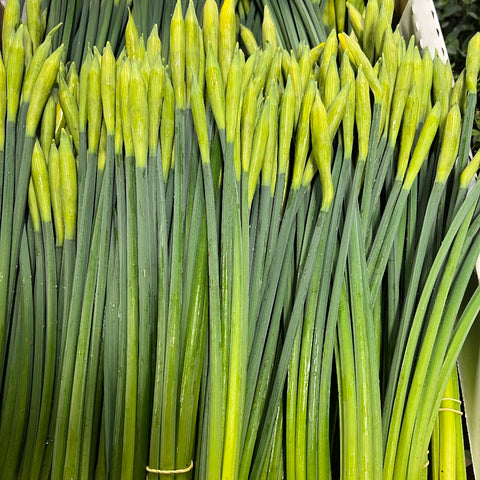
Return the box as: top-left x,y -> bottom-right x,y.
441,397 -> 462,404
146,460 -> 194,475
438,407 -> 463,415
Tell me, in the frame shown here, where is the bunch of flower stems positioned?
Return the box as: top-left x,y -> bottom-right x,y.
1,0 -> 480,479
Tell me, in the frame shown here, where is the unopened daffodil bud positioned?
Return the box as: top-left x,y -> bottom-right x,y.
160,75 -> 174,180
59,129 -> 77,240
170,0 -> 186,109
32,140 -> 52,223
219,0 -> 236,84
7,25 -> 25,122
129,60 -> 148,168
48,141 -> 64,245
203,0 -> 219,59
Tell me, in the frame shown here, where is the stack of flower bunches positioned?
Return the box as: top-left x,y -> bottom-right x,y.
1,0 -> 480,479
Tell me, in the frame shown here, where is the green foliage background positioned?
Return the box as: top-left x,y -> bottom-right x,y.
435,0 -> 480,153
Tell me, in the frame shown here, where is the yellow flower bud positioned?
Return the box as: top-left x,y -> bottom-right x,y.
48,141 -> 64,245
435,104 -> 461,183
129,59 -> 149,168
241,49 -> 258,93
323,56 -> 340,110
262,5 -> 277,49
87,54 -> 102,154
79,51 -> 92,133
160,75 -> 175,180
226,45 -> 242,144
278,76 -> 295,174
460,148 -> 480,189
374,5 -> 389,57
327,81 -> 350,141
22,24 -> 61,105
147,24 -> 161,60
32,140 -> 52,223
265,48 -> 282,95
190,72 -> 210,164
101,43 -> 116,136
241,78 -> 258,173
298,45 -> 312,93
27,0 -> 43,52
310,42 -> 325,67
0,53 -> 5,151
40,95 -> 56,163
206,43 -> 226,131
340,52 -> 355,159
7,25 -> 25,122
450,70 -> 466,111
338,32 -> 382,100
248,99 -> 270,205
388,38 -> 414,145
403,102 -> 441,190
203,0 -> 219,58
58,73 -> 80,152
466,32 -> 480,94
319,29 -> 338,90
292,78 -> 316,190
219,0 -> 236,84
186,0 -> 202,106
346,3 -> 364,44
125,9 -> 139,59
288,53 -> 302,124
363,0 -> 378,62
382,27 -> 397,86
240,24 -> 258,57
26,44 -> 64,137
419,49 -> 433,121
311,92 -> 333,210
355,68 -> 371,161
2,0 -> 21,65
170,0 -> 186,109
115,52 -> 124,156
433,54 -> 453,127
23,25 -> 33,70
396,84 -> 420,180
59,129 -> 77,240
262,82 -> 279,187
148,59 -> 164,154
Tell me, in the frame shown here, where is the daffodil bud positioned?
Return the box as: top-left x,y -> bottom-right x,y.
129,60 -> 148,168
450,70 -> 466,110
186,0 -> 202,106
40,95 -> 56,162
190,72 -> 210,164
79,51 -> 92,133
241,49 -> 258,93
160,75 -> 174,180
0,53 -> 5,151
147,24 -> 161,60
311,92 -> 333,210
396,84 -> 420,180
23,24 -> 61,106
436,104 -> 461,183
419,49 -> 433,121
2,0 -> 20,64
241,79 -> 258,173
310,42 -> 325,67
170,0 -> 186,109
206,43 -> 226,131
324,56 -> 340,110
338,32 -> 382,100
226,46 -> 242,144
327,81 -> 350,141
278,76 -> 295,175
59,129 -> 77,240
374,5 -> 389,56
26,44 -> 64,137
382,27 -> 397,86
7,25 -> 25,122
388,38 -> 414,145
32,140 -> 52,223
100,43 -> 116,137
403,102 -> 441,190
219,0 -> 236,84
262,5 -> 277,49
98,122 -> 107,171
346,3 -> 364,44
240,24 -> 258,56
340,52 -> 355,159
292,78 -> 316,189
288,54 -> 302,124
27,0 -> 43,51
433,54 -> 453,128
125,9 -> 139,59
298,45 -> 312,93
58,73 -> 80,152
363,0 -> 378,62
48,141 -> 64,245
319,29 -> 337,89
248,99 -> 270,205
203,0 -> 219,59
87,54 -> 102,154
466,32 -> 480,94
460,148 -> 480,189
262,82 -> 278,188
148,59 -> 164,154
